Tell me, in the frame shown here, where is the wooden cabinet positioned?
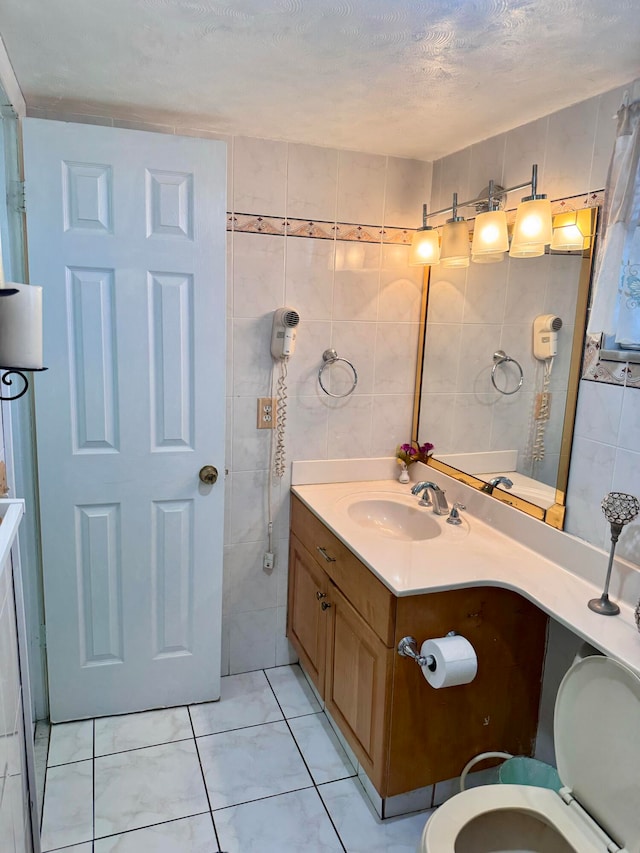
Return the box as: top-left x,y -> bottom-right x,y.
287,494 -> 548,799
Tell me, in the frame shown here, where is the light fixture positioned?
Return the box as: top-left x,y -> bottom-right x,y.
409,204 -> 440,266
509,165 -> 552,258
440,194 -> 470,268
550,210 -> 589,252
471,181 -> 509,261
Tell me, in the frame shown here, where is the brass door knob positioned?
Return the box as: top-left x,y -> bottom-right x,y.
199,465 -> 219,485
321,601 -> 331,611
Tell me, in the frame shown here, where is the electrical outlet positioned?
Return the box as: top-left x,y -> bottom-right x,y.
257,397 -> 276,430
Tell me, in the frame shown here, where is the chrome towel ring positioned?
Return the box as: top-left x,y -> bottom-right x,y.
491,350 -> 524,395
318,349 -> 358,398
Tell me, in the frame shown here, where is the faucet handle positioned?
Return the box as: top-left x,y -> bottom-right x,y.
447,502 -> 466,525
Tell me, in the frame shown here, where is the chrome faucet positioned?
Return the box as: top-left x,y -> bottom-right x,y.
482,476 -> 514,495
411,481 -> 449,515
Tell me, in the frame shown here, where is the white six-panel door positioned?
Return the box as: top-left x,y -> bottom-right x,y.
23,119 -> 226,721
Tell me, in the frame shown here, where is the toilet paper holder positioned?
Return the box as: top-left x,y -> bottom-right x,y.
398,632 -> 456,670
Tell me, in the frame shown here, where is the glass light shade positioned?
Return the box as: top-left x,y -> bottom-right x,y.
509,242 -> 545,258
472,252 -> 505,264
510,197 -> 553,255
409,229 -> 440,265
551,223 -> 584,251
471,210 -> 509,256
440,220 -> 470,267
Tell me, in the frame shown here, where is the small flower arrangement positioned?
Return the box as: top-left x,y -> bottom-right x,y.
396,441 -> 434,466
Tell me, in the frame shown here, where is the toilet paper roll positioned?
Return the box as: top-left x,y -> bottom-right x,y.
420,635 -> 477,689
0,283 -> 43,369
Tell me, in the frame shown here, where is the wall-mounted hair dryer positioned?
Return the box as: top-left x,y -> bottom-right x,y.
271,307 -> 300,359
533,314 -> 562,360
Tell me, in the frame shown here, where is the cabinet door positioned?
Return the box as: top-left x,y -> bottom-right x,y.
325,582 -> 393,795
287,533 -> 329,696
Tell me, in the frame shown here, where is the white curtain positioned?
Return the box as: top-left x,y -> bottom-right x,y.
588,96 -> 640,349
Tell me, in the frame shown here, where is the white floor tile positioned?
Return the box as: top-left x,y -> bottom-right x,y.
94,706 -> 192,756
53,845 -> 93,853
189,670 -> 282,736
319,777 -> 433,853
214,787 -> 343,853
289,712 -> 356,784
264,664 -> 322,717
94,814 -> 218,852
47,720 -> 93,766
94,740 -> 209,838
198,720 -> 312,809
40,760 -> 93,851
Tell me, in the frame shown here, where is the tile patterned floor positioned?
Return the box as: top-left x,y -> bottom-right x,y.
40,665 -> 434,852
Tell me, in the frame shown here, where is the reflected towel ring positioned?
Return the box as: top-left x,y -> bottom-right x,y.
491,350 -> 524,395
318,349 -> 358,398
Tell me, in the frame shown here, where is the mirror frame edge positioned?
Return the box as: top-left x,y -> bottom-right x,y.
411,205 -> 599,530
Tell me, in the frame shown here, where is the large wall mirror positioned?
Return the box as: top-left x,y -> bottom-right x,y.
413,203 -> 598,529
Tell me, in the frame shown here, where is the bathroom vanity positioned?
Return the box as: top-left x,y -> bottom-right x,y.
287,492 -> 548,798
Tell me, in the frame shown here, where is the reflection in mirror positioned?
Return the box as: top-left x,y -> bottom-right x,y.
415,205 -> 597,529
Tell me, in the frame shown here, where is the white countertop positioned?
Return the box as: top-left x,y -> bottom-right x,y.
291,476 -> 640,677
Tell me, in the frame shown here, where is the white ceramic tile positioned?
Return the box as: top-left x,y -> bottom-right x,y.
544,97 -> 599,200
451,393 -> 494,453
231,316 -> 273,397
225,539 -> 280,614
489,390 -> 535,455
378,250 -> 424,324
233,232 -> 285,318
284,319 -> 333,396
611,448 -> 640,564
323,707 -> 359,774
438,148 -> 472,221
275,605 -> 298,667
332,242 -> 381,322
0,788 -> 14,853
327,395 -> 374,459
591,85 -> 626,191
94,706 -> 192,757
214,787 -> 343,853
330,322 -> 377,395
565,435 -> 615,547
617,383 -> 640,451
230,469 -> 269,544
454,324 -> 503,393
94,740 -> 209,838
287,396 -> 329,463
503,253 -> 549,323
284,236 -> 335,321
198,720 -> 312,809
502,115 -> 548,192
228,607 -> 277,674
226,229 -> 233,317
468,133 -> 507,190
40,759 -> 93,851
55,845 -> 93,853
289,712 -> 356,784
233,136 -> 287,216
94,813 -> 218,853
231,396 -> 271,472
337,151 -> 386,225
370,395 -> 414,457
461,259 -> 508,325
418,393 -> 456,455
319,776 -> 432,853
34,731 -> 48,817
190,670 -> 282,736
544,252 -> 582,321
430,158 -> 442,211
287,144 -> 338,222
47,720 -> 93,767
373,323 -> 420,395
383,158 -> 432,229
264,664 -> 321,718
422,324 -> 462,393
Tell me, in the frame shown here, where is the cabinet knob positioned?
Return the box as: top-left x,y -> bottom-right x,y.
316,591 -> 327,600
316,546 -> 336,563
321,601 -> 332,611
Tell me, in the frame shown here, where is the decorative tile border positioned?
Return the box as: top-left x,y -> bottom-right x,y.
581,332 -> 640,389
227,213 -> 413,245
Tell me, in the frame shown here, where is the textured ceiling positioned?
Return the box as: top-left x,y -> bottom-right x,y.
1,0 -> 640,159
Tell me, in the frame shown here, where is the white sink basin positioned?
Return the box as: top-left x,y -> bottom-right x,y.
344,497 -> 442,541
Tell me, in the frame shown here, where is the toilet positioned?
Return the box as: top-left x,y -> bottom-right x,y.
419,655 -> 640,852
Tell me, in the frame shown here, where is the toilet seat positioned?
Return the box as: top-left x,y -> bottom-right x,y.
420,656 -> 640,852
421,784 -> 611,851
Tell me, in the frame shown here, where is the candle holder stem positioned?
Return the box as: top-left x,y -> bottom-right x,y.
588,522 -> 622,615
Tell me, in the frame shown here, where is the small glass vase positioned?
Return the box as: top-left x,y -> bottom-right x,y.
398,462 -> 410,484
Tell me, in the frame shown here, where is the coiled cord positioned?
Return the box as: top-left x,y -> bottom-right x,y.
532,359 -> 553,463
273,358 -> 288,479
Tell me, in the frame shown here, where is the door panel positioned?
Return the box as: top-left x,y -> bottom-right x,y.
23,119 -> 226,720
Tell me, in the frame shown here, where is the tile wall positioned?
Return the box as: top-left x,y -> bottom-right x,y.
224,140 -> 431,673
428,81 -> 640,564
